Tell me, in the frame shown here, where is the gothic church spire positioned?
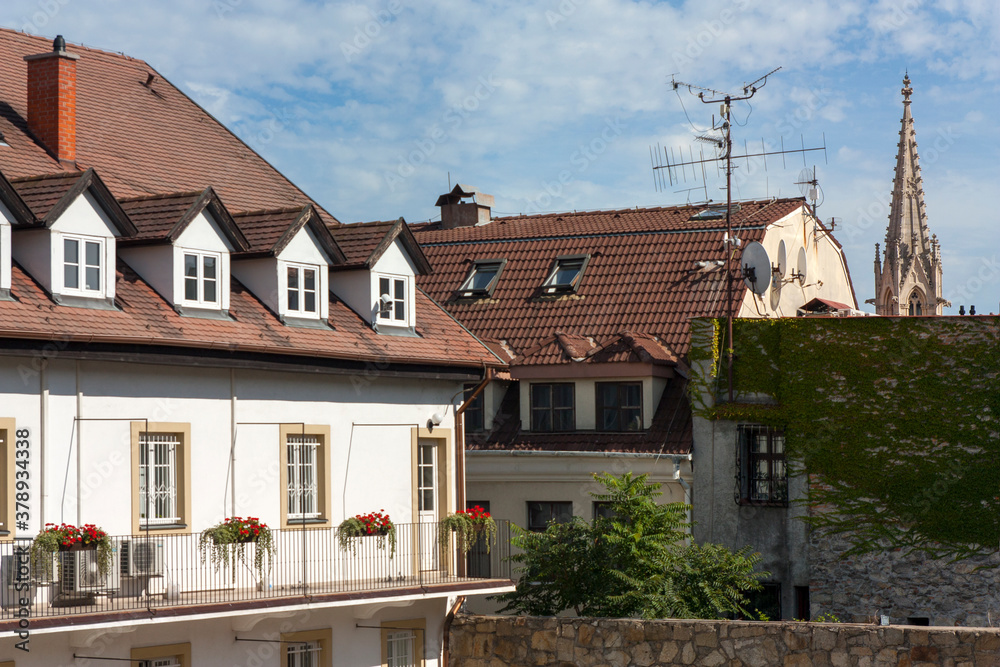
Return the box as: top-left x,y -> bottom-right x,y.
873,75 -> 945,315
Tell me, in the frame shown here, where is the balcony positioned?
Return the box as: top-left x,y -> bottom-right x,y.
0,521 -> 512,629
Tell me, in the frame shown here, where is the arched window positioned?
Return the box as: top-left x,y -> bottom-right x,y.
908,290 -> 924,316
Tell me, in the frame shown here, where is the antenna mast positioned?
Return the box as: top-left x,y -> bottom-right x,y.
670,67 -> 781,402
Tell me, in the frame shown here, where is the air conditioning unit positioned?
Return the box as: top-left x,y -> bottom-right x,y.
121,539 -> 165,577
59,548 -> 120,594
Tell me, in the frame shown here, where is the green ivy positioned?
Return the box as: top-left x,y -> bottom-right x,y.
691,316 -> 1000,559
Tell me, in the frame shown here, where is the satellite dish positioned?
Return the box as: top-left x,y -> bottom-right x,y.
741,241 -> 770,296
797,168 -> 814,197
773,240 -> 787,290
796,247 -> 808,283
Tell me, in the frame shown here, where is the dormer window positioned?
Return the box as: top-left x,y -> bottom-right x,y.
458,259 -> 506,298
286,264 -> 318,316
378,275 -> 408,324
542,255 -> 589,294
63,235 -> 103,295
182,251 -> 219,306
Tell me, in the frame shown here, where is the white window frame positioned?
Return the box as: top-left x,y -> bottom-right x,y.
287,434 -> 320,520
377,274 -> 409,326
62,234 -> 104,295
285,263 -> 320,317
139,432 -> 180,526
386,630 -> 416,667
181,251 -> 221,307
287,640 -> 322,667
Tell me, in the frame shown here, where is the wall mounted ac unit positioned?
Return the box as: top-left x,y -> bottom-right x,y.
121,539 -> 165,577
59,548 -> 120,594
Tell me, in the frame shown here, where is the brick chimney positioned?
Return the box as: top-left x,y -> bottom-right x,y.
435,184 -> 494,229
23,35 -> 79,165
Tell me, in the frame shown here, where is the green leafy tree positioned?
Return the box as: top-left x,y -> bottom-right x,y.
494,472 -> 766,619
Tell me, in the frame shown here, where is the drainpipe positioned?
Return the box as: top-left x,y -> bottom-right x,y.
674,459 -> 692,538
442,595 -> 466,667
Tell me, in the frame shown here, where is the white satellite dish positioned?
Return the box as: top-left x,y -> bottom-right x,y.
741,241 -> 770,296
773,240 -> 787,290
796,247 -> 808,283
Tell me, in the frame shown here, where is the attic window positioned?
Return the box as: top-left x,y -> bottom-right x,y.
689,203 -> 740,221
458,259 -> 506,297
542,255 -> 589,294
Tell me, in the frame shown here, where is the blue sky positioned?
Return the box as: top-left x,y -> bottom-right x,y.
3,0 -> 998,314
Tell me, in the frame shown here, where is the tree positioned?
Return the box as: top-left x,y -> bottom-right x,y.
494,472 -> 766,619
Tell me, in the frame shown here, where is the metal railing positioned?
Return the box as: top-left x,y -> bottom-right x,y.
0,520 -> 511,622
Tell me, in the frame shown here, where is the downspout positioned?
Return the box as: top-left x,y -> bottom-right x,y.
39,364 -> 47,529
442,595 -> 466,667
674,459 -> 692,540
75,360 -> 82,525
230,368 -> 237,516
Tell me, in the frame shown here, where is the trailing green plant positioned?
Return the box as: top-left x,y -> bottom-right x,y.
493,472 -> 767,619
31,522 -> 114,579
438,505 -> 498,556
337,510 -> 396,558
813,612 -> 841,623
198,516 -> 274,579
690,315 -> 1000,560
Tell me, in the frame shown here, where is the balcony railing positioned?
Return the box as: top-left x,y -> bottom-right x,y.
0,520 -> 511,623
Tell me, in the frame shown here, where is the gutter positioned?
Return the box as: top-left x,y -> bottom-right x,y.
468,450 -> 692,460
441,595 -> 466,667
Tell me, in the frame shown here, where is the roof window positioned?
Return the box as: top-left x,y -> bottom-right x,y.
689,203 -> 740,221
542,254 -> 589,294
458,258 -> 506,297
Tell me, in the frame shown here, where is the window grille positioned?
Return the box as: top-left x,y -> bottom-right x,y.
287,434 -> 320,519
139,433 -> 180,525
735,425 -> 788,505
287,640 -> 321,667
386,630 -> 416,667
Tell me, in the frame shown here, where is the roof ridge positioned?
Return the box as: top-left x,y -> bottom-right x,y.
492,197 -> 802,223
118,190 -> 205,203
0,27 -> 152,64
233,205 -> 308,217
9,171 -> 82,183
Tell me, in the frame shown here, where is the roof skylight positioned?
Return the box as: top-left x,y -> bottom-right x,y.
542,255 -> 589,294
458,258 -> 506,297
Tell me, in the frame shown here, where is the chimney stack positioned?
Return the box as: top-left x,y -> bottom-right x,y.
24,34 -> 79,165
435,184 -> 493,229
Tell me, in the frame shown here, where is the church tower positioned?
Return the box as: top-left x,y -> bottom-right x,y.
873,75 -> 945,315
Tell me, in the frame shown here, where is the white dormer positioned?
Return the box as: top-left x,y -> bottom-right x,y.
0,202 -> 11,298
231,206 -> 343,326
328,219 -> 432,335
8,170 -> 136,308
372,240 -> 418,330
118,188 -> 247,318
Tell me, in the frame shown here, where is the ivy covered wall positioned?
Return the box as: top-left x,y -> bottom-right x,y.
690,316 -> 1000,559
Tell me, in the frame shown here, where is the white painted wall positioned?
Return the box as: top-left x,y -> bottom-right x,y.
232,257 -> 280,317
11,228 -> 52,293
118,244 -> 175,303
741,207 -> 857,316
173,211 -> 235,311
329,268 -> 373,323
49,191 -> 120,238
0,356 -> 463,537
0,597 -> 451,667
0,210 -> 9,292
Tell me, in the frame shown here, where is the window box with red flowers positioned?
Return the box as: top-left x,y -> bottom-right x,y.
31,523 -> 114,578
337,510 -> 396,558
438,505 -> 497,555
199,516 -> 274,579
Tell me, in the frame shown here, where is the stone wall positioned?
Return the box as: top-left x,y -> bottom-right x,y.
449,614 -> 1000,666
809,530 -> 1000,627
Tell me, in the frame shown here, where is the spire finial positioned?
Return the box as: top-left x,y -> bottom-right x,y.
902,72 -> 912,104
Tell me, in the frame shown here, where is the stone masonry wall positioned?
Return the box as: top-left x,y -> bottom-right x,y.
449,614 -> 1000,666
809,531 -> 1000,627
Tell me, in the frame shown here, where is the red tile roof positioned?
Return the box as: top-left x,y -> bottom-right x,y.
414,199 -> 803,361
329,219 -> 432,274
1,260 -> 502,370
119,191 -> 205,241
0,29 -> 340,225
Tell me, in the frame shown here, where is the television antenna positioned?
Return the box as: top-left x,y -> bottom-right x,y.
657,67 -> 827,401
